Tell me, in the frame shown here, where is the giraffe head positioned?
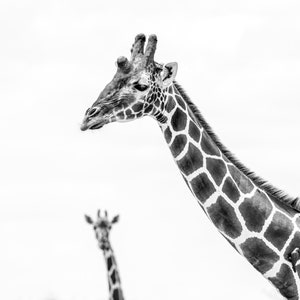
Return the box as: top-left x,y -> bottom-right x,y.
80,34 -> 178,131
85,209 -> 119,250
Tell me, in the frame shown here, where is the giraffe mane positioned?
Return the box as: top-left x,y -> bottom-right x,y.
173,81 -> 300,212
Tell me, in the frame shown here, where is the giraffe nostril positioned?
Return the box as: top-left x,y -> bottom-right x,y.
88,107 -> 99,117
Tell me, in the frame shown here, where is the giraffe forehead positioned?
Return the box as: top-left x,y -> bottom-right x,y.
135,69 -> 160,84
121,70 -> 155,88
95,220 -> 110,229
123,64 -> 162,88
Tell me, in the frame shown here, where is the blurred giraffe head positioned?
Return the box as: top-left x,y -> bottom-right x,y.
80,34 -> 177,131
85,209 -> 119,250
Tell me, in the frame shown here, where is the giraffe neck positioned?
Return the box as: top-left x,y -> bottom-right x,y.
159,84 -> 255,211
103,247 -> 124,300
157,83 -> 300,300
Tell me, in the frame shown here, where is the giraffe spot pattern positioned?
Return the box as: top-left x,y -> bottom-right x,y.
222,177 -> 240,203
296,216 -> 300,229
228,165 -> 254,194
148,92 -> 156,103
170,135 -> 187,157
154,99 -> 160,107
201,131 -> 220,156
107,256 -> 113,270
190,173 -> 216,204
239,190 -> 273,232
125,109 -> 133,117
155,112 -> 168,124
171,108 -> 187,131
175,95 -> 186,110
117,112 -> 125,119
207,196 -> 243,239
136,111 -> 143,118
284,232 -> 300,262
164,127 -> 172,143
111,269 -> 117,284
188,121 -> 200,142
112,289 -> 120,300
177,143 -> 203,176
269,264 -> 298,300
240,237 -> 279,274
168,86 -> 173,94
165,96 -> 176,113
160,102 -> 164,111
144,104 -> 153,114
132,103 -> 143,112
206,158 -> 227,186
264,212 -> 294,250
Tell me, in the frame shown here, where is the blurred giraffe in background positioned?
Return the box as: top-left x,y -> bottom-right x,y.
85,210 -> 124,300
81,34 -> 300,299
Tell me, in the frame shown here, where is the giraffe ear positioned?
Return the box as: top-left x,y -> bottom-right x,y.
162,62 -> 178,87
111,215 -> 120,224
85,215 -> 94,224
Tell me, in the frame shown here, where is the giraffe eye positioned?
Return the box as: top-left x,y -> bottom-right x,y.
134,83 -> 149,92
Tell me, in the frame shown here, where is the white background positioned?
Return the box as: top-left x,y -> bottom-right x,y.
1,1 -> 300,299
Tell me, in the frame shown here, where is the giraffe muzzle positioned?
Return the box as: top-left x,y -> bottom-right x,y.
80,117 -> 107,131
80,106 -> 109,131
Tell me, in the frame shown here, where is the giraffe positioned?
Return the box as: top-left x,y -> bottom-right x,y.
85,209 -> 124,300
80,34 -> 300,299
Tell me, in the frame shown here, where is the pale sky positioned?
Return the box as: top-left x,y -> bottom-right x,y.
1,1 -> 300,299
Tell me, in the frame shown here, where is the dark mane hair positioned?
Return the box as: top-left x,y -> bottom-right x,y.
174,81 -> 300,212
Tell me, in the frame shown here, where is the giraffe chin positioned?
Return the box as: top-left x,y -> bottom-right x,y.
90,123 -> 104,130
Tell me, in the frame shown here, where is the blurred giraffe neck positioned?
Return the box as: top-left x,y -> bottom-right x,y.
103,247 -> 124,300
